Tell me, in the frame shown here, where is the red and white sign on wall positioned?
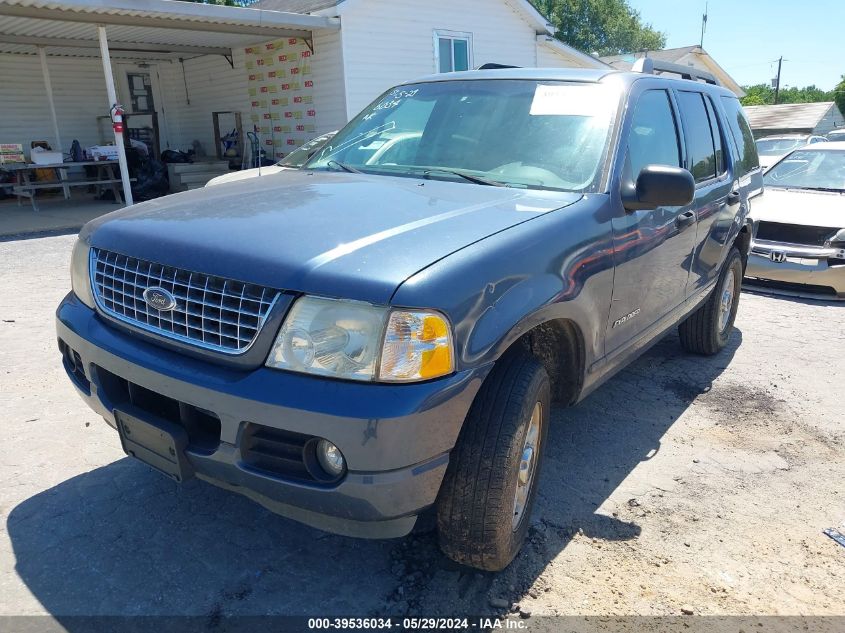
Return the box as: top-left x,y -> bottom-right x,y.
245,38 -> 317,159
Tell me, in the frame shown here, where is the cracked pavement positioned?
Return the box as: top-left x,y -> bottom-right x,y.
1,234 -> 843,622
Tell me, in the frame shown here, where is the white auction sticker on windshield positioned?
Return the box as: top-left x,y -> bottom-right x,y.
530,85 -> 606,116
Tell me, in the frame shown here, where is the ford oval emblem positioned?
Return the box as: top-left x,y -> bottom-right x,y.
143,287 -> 177,311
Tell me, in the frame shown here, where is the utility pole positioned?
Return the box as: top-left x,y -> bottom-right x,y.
773,56 -> 784,104
700,1 -> 708,48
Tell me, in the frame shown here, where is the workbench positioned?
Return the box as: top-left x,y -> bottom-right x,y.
2,160 -> 127,212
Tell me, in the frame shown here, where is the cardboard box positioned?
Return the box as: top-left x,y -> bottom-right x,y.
0,143 -> 25,164
86,145 -> 119,161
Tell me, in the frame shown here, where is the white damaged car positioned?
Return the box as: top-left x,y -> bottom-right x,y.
745,142 -> 845,299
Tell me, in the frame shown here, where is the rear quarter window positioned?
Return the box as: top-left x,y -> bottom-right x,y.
720,96 -> 760,176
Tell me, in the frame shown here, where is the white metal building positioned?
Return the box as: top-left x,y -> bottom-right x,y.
743,102 -> 845,138
0,0 -> 606,183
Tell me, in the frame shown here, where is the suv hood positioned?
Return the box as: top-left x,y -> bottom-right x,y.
751,187 -> 845,229
85,171 -> 581,303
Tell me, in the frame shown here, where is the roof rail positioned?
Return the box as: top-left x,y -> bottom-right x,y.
631,57 -> 719,86
476,63 -> 522,70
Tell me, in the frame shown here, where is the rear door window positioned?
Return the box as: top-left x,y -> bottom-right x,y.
677,91 -> 717,183
720,96 -> 760,176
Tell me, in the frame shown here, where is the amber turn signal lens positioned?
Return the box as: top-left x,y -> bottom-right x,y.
378,310 -> 454,382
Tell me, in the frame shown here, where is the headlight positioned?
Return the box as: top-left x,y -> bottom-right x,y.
267,296 -> 389,380
831,228 -> 845,244
266,297 -> 454,382
70,238 -> 95,309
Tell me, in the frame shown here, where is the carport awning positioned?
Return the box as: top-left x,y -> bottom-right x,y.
0,0 -> 339,59
0,0 -> 340,206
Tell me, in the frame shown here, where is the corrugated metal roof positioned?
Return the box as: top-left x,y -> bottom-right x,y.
0,0 -> 339,58
743,102 -> 837,131
0,0 -> 338,30
253,0 -> 342,12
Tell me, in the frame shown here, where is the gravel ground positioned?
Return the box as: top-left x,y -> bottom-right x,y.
1,234 -> 843,625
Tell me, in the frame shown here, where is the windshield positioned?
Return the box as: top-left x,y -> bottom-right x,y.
763,149 -> 845,191
305,79 -> 617,192
755,137 -> 806,155
276,132 -> 336,168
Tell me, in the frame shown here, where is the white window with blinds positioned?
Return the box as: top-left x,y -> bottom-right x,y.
434,30 -> 473,73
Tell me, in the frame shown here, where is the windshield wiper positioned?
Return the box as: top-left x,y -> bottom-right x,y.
327,160 -> 364,174
422,168 -> 507,187
778,186 -> 845,193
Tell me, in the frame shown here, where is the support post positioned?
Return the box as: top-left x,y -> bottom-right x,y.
97,25 -> 133,206
38,46 -> 70,199
38,47 -> 62,152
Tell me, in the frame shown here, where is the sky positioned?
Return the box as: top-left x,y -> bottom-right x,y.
630,0 -> 843,91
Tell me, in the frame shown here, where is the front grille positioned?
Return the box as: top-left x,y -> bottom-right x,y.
91,248 -> 279,354
756,222 -> 838,247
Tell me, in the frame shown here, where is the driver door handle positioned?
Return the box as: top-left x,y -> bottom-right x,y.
676,210 -> 696,230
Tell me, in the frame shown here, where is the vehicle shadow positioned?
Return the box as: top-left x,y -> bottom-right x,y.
6,330 -> 740,621
741,285 -> 845,307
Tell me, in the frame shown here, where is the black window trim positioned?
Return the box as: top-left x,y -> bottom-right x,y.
624,86 -> 686,183
703,93 -> 729,179
716,93 -> 761,178
674,88 -> 731,188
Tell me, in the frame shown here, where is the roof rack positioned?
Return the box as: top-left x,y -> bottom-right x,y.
631,57 -> 719,86
476,63 -> 521,70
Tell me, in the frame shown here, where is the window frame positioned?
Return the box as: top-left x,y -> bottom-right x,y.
625,87 -> 684,183
433,30 -> 473,73
702,94 -> 728,179
675,89 -> 723,186
718,94 -> 760,177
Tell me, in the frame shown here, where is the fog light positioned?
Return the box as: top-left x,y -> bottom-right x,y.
316,439 -> 345,477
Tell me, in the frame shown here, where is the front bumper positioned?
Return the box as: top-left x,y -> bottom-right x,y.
56,292 -> 487,538
744,240 -> 845,300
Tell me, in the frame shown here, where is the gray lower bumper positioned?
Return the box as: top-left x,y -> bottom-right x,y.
56,294 -> 487,538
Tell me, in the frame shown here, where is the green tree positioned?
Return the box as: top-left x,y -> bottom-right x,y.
740,82 -> 836,107
532,0 -> 666,56
834,75 -> 845,118
740,84 -> 774,106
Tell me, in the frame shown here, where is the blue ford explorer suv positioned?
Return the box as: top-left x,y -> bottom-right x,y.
57,64 -> 761,571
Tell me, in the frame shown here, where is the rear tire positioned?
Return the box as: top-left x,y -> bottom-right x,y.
436,350 -> 550,571
679,247 -> 743,355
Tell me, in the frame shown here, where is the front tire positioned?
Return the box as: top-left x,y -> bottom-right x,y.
436,350 -> 550,571
679,247 -> 743,355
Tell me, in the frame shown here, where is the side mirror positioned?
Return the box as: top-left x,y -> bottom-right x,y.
623,165 -> 695,211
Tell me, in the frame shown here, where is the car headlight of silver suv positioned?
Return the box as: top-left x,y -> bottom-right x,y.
266,296 -> 454,382
70,238 -> 95,309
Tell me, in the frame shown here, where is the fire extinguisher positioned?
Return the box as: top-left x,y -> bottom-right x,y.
110,104 -> 125,134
